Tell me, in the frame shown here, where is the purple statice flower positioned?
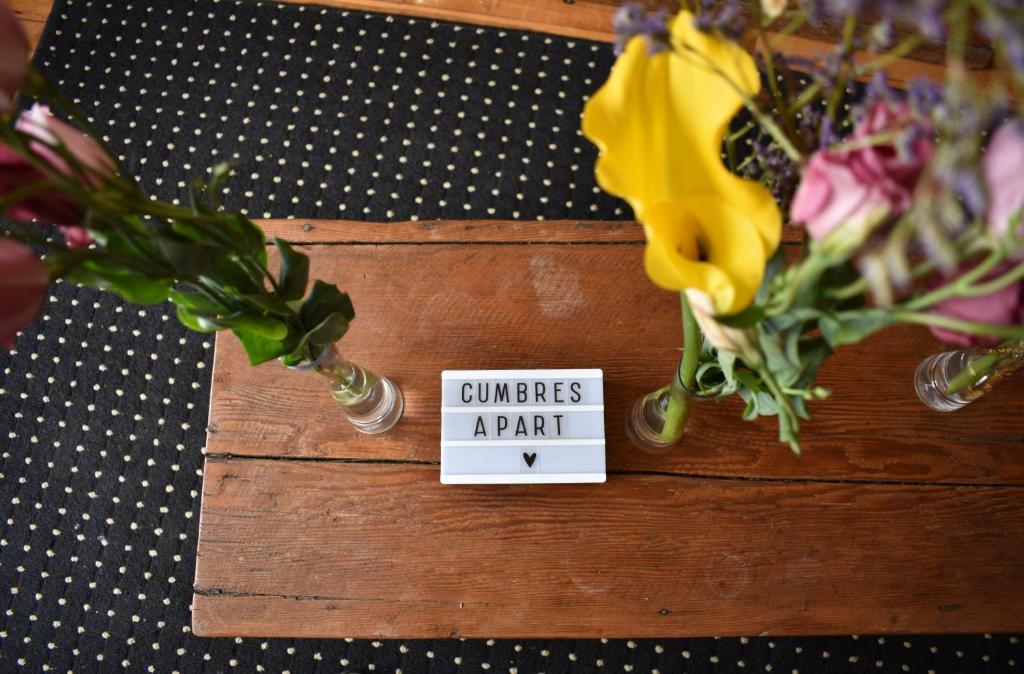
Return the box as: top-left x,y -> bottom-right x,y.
907,77 -> 943,119
865,71 -> 897,105
612,4 -> 670,56
981,5 -> 1024,73
951,167 -> 988,218
693,0 -> 746,41
866,18 -> 894,51
800,0 -> 945,41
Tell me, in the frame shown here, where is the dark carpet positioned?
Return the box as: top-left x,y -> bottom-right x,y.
1,0 -> 1021,671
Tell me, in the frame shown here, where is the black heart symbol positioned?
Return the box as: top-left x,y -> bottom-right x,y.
523,452 -> 537,468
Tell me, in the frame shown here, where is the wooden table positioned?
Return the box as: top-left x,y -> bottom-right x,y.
192,219 -> 1024,638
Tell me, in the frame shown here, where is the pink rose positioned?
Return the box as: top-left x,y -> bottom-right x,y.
982,121 -> 1024,237
790,101 -> 933,241
790,152 -> 894,242
0,106 -> 116,247
0,238 -> 48,350
16,104 -> 116,188
0,143 -> 84,226
0,0 -> 29,114
928,264 -> 1023,347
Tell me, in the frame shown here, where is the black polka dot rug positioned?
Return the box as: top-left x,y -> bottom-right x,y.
1,0 -> 1022,671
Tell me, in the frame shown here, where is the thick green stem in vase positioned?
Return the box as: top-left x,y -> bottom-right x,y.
627,293 -> 702,453
293,342 -> 405,433
914,339 -> 1024,412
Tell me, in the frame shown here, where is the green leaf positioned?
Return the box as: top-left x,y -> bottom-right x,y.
223,213 -> 267,261
756,248 -> 787,305
218,312 -> 288,339
819,310 -> 895,348
273,238 -> 309,301
240,293 -> 293,316
202,257 -> 261,295
306,311 -> 351,346
300,280 -> 355,330
68,262 -> 171,305
175,305 -> 222,333
154,235 -> 225,277
232,328 -> 287,365
169,288 -> 229,314
45,248 -> 96,278
715,303 -> 766,329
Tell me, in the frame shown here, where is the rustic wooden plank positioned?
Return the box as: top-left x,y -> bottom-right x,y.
192,459 -> 1024,637
10,0 -> 50,23
206,243 -> 1024,484
254,219 -> 807,244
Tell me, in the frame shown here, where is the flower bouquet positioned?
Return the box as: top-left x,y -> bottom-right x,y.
0,1 -> 402,432
584,0 -> 1024,453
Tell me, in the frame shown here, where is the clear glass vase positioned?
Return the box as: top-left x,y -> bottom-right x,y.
289,343 -> 404,433
914,341 -> 1024,412
626,383 -> 691,454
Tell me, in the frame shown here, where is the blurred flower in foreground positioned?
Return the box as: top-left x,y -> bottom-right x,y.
583,11 -> 781,316
0,238 -> 48,350
1,105 -> 117,247
982,121 -> 1024,238
0,0 -> 28,114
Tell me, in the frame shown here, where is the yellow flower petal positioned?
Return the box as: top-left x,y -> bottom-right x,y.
582,11 -> 782,314
643,195 -> 767,313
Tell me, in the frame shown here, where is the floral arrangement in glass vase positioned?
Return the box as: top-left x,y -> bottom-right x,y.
0,1 -> 402,433
584,0 -> 1024,453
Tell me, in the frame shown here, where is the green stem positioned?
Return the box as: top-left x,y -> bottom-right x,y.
659,292 -> 701,443
945,351 -> 1000,395
902,248 -> 1003,310
893,310 -> 1024,340
944,339 -> 1024,394
754,6 -> 801,151
826,14 -> 858,122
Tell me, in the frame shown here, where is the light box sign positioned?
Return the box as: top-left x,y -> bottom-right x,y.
441,369 -> 606,484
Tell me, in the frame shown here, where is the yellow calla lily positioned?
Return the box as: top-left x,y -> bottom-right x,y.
582,11 -> 782,315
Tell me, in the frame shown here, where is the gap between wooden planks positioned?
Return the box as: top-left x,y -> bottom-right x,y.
254,218 -> 807,244
207,238 -> 1024,484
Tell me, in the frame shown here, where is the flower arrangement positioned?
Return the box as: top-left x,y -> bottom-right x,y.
0,2 -> 356,365
585,0 -> 1024,452
0,1 -> 403,432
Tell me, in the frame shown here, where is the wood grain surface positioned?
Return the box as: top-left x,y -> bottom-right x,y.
193,460 -> 1024,637
206,243 -> 1024,484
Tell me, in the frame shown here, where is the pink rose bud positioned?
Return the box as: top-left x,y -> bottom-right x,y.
16,104 -> 116,188
982,121 -> 1024,238
0,238 -> 48,350
1,106 -> 117,247
928,264 -> 1024,347
790,101 -> 933,243
0,143 -> 84,226
0,0 -> 29,114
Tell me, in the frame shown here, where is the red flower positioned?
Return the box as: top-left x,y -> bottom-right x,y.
0,0 -> 29,114
0,238 -> 48,350
0,106 -> 116,247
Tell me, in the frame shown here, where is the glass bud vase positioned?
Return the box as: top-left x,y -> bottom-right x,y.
290,343 -> 404,433
914,342 -> 1024,412
626,383 -> 690,454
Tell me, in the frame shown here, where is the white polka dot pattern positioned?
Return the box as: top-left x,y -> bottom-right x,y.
2,0 -> 1023,671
